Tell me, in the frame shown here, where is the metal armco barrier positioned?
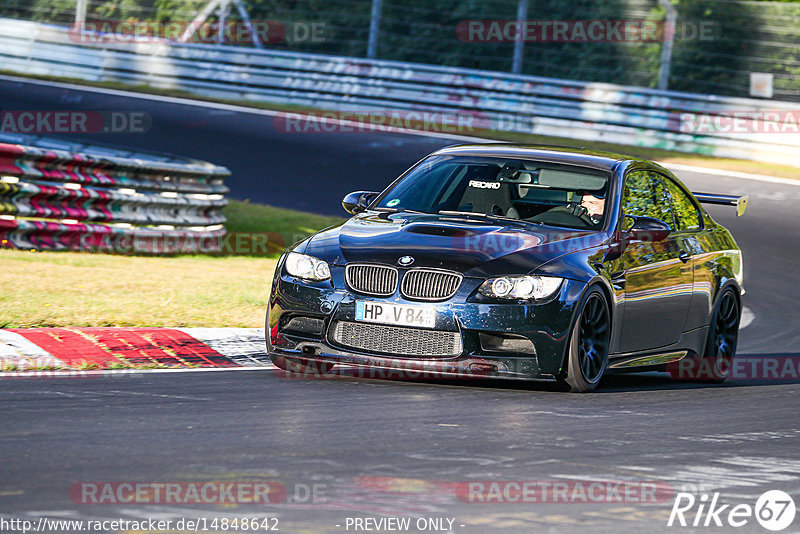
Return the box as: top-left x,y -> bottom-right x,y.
0,133 -> 229,253
0,18 -> 798,166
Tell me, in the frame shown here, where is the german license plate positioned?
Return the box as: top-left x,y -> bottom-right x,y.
355,301 -> 436,329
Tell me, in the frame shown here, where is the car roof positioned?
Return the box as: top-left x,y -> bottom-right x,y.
431,143 -> 648,172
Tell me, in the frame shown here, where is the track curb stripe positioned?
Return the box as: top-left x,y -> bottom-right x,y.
178,328 -> 270,366
0,329 -> 64,367
1,327 -> 269,375
8,328 -> 114,366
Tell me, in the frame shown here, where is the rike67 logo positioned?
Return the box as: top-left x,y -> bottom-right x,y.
668,490 -> 796,531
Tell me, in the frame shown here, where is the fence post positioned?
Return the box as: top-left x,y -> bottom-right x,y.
74,0 -> 87,27
218,0 -> 229,44
367,0 -> 383,59
658,0 -> 676,90
511,0 -> 529,74
232,0 -> 262,48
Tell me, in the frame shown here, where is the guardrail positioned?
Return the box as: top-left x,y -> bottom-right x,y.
0,132 -> 229,253
0,18 -> 797,166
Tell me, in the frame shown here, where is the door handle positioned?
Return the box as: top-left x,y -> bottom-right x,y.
679,249 -> 691,263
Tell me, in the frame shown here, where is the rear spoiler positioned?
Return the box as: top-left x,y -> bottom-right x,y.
693,193 -> 749,217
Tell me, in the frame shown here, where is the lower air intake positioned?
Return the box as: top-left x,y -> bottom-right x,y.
330,321 -> 462,357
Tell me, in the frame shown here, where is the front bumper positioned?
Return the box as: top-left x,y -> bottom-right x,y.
266,265 -> 585,381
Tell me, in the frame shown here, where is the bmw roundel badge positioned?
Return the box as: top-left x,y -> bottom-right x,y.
398,256 -> 415,266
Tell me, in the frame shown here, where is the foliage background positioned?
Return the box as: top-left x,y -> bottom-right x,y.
1,0 -> 798,99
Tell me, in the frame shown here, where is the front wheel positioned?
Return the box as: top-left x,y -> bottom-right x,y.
563,286 -> 611,392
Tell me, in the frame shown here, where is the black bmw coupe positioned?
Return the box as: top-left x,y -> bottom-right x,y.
267,144 -> 747,391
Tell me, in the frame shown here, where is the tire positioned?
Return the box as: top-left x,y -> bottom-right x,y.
270,355 -> 334,375
699,288 -> 741,383
563,286 -> 611,392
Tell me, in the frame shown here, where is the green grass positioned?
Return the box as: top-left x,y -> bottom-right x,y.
0,249 -> 279,327
5,70 -> 799,180
222,199 -> 343,256
0,199 -> 343,328
224,199 -> 342,235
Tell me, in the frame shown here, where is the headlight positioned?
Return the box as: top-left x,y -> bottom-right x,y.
284,252 -> 331,281
479,275 -> 563,300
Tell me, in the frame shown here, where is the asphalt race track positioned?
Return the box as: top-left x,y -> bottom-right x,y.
2,76 -> 800,533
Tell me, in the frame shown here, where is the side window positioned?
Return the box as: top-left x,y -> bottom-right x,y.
661,176 -> 702,231
621,171 -> 675,229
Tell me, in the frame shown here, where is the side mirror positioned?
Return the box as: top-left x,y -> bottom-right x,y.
342,191 -> 378,214
604,216 -> 672,262
625,216 -> 672,243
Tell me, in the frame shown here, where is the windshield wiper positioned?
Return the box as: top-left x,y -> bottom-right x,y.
437,210 -> 542,225
373,207 -> 426,218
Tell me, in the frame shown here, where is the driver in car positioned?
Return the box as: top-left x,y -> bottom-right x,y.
581,194 -> 605,225
530,190 -> 606,228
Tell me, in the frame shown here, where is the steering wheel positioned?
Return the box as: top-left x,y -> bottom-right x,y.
564,202 -> 586,217
564,202 -> 597,227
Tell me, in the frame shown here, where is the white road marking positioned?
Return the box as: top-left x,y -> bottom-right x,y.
0,389 -> 210,401
661,463 -> 799,490
102,389 -> 211,401
557,455 -> 800,491
678,430 -> 800,444
740,306 -> 755,329
518,410 -> 612,419
661,162 -> 800,186
405,453 -> 515,466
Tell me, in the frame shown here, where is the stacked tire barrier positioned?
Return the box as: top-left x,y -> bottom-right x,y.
0,18 -> 798,166
0,134 -> 229,254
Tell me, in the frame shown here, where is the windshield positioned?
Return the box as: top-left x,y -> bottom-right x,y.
374,155 -> 611,230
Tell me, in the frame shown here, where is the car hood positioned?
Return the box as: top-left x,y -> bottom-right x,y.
302,212 -> 605,278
